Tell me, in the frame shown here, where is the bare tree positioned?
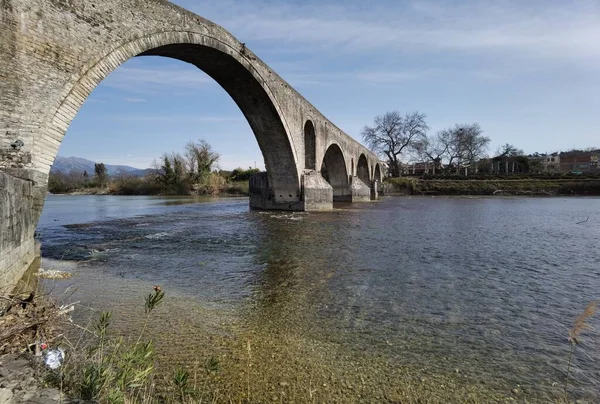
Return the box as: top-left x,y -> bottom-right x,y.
184,140 -> 220,180
417,130 -> 453,173
444,123 -> 490,173
171,152 -> 186,182
496,143 -> 523,157
361,111 -> 428,177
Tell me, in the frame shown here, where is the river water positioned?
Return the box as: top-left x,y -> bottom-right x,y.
37,195 -> 600,402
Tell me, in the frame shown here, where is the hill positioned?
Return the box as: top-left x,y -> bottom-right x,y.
50,156 -> 152,177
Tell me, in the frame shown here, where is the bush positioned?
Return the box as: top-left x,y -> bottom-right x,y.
110,176 -> 164,195
230,167 -> 260,182
49,288 -> 167,402
224,181 -> 249,195
194,173 -> 226,195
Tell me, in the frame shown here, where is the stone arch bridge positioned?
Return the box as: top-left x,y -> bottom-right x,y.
0,0 -> 383,289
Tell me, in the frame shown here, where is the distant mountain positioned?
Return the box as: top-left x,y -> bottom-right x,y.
51,156 -> 153,177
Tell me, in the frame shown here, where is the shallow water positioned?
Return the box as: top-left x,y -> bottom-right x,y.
37,195 -> 600,402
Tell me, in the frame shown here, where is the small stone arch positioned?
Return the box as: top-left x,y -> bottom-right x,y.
304,120 -> 316,170
374,163 -> 382,183
321,143 -> 350,201
356,154 -> 370,185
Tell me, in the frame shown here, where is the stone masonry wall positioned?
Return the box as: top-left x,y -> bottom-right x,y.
0,171 -> 36,293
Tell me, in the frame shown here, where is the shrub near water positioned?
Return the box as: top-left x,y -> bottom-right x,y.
53,287 -> 167,402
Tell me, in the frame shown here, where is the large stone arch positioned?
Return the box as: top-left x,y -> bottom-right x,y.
356,154 -> 370,185
320,143 -> 350,201
31,31 -> 300,213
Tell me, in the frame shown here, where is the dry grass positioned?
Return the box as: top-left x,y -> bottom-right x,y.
0,292 -> 65,356
384,178 -> 600,196
563,300 -> 599,402
568,300 -> 598,344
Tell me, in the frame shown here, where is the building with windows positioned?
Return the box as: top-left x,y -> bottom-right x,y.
542,153 -> 560,173
559,150 -> 600,173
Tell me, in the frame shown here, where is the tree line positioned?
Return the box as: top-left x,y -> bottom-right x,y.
362,111 -> 600,178
48,140 -> 260,195
361,111 -> 492,177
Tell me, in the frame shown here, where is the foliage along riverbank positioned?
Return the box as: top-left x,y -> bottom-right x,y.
48,139 -> 257,197
49,175 -> 250,197
384,176 -> 600,196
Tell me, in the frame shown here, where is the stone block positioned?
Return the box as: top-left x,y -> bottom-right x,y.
0,172 -> 36,293
350,176 -> 371,202
302,170 -> 332,211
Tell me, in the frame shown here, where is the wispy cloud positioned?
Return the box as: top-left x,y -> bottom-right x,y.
280,69 -> 439,87
278,67 -> 513,88
103,65 -> 211,94
354,69 -> 442,85
124,97 -> 147,103
107,113 -> 242,124
177,0 -> 600,66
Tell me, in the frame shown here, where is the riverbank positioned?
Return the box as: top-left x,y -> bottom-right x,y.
51,180 -> 249,197
0,260 -> 70,403
2,281 -> 525,404
1,267 -> 519,404
384,177 -> 600,196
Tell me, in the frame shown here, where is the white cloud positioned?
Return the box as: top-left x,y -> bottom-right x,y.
175,0 -> 600,66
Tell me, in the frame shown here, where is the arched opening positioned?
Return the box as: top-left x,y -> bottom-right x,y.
356,154 -> 370,185
304,120 -> 316,170
34,32 -> 301,217
320,144 -> 350,201
374,163 -> 382,183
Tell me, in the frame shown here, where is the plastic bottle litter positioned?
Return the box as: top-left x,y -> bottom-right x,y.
44,348 -> 65,369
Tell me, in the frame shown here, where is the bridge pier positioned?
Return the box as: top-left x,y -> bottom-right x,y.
302,170 -> 333,211
249,172 -> 303,210
370,180 -> 379,200
249,171 -> 335,211
0,171 -> 39,297
350,176 -> 371,202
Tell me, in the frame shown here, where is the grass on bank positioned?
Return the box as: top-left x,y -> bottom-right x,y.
41,286 -> 216,403
384,177 -> 600,196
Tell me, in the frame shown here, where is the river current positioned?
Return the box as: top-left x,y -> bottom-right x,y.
37,195 -> 600,402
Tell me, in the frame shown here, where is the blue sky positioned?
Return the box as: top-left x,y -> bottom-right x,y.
61,0 -> 600,170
